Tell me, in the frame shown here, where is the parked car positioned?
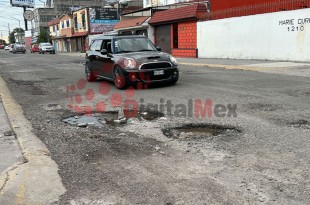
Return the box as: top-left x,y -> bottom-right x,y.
4,45 -> 10,51
85,35 -> 179,89
31,44 -> 39,53
39,42 -> 55,54
8,44 -> 14,52
0,44 -> 4,49
12,44 -> 26,54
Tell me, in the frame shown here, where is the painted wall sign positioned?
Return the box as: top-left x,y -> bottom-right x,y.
279,17 -> 310,32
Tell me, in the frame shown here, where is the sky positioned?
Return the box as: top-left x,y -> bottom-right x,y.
0,0 -> 45,35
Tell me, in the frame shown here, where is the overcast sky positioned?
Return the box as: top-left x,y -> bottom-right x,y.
0,0 -> 45,35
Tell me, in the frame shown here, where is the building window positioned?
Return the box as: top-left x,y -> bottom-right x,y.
82,14 -> 86,28
74,16 -> 78,29
66,20 -> 70,28
61,21 -> 64,29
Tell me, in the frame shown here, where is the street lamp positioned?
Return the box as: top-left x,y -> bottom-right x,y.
11,17 -> 21,29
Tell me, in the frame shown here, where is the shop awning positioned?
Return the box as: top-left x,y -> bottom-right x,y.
71,31 -> 88,37
149,4 -> 207,25
114,16 -> 149,30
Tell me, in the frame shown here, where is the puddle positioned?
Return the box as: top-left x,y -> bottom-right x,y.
62,109 -> 164,128
162,123 -> 241,139
289,119 -> 310,129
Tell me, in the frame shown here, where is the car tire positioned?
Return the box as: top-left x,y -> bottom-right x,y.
85,62 -> 96,82
113,66 -> 127,90
168,71 -> 179,86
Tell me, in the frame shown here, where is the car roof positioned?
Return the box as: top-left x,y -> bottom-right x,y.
92,35 -> 147,40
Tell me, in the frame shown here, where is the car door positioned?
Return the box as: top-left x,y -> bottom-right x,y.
97,39 -> 114,79
88,39 -> 103,76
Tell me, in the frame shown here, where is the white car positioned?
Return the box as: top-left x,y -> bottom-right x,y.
39,42 -> 55,54
8,44 -> 13,52
4,45 -> 10,51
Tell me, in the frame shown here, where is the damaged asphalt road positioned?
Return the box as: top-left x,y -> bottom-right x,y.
0,51 -> 309,204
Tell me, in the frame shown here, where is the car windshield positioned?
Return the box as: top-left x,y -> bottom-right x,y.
42,43 -> 52,46
114,38 -> 156,54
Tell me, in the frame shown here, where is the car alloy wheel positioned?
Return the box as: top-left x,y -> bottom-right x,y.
114,66 -> 127,89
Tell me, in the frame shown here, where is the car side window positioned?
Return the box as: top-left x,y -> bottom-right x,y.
101,40 -> 112,53
90,40 -> 103,51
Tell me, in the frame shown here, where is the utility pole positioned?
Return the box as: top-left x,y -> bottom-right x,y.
23,6 -> 28,30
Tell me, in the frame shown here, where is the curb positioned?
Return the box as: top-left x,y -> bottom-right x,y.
0,76 -> 66,204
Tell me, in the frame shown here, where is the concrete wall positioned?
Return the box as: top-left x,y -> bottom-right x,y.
197,9 -> 310,61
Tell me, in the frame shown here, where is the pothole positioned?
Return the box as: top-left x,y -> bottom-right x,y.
247,103 -> 283,112
162,123 -> 242,139
289,119 -> 310,129
62,109 -> 165,128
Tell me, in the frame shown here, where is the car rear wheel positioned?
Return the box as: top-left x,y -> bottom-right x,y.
85,62 -> 96,82
114,66 -> 127,90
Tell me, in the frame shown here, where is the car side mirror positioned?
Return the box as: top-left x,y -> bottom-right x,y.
100,49 -> 107,55
156,46 -> 161,51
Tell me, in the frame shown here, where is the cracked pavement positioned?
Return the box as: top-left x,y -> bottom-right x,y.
0,50 -> 309,204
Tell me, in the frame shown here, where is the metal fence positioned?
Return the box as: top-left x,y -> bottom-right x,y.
198,0 -> 310,21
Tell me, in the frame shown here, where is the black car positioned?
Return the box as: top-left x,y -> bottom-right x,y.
85,35 -> 179,89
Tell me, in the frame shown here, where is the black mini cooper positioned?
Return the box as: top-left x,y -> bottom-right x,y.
85,35 -> 179,89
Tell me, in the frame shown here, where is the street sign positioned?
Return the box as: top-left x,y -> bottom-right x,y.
24,10 -> 35,21
11,0 -> 35,8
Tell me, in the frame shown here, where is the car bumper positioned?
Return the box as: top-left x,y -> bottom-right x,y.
124,66 -> 179,84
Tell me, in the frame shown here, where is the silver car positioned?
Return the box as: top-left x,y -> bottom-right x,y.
12,44 -> 26,54
39,42 -> 55,54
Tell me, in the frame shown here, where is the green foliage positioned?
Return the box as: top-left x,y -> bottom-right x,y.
9,28 -> 25,44
37,28 -> 51,44
0,39 -> 6,45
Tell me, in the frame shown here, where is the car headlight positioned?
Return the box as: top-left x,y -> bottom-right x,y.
170,55 -> 177,65
124,58 -> 137,69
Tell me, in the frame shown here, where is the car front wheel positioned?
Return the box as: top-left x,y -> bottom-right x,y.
114,66 -> 127,89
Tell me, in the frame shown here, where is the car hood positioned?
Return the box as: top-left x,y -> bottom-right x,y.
115,51 -> 171,64
42,46 -> 53,49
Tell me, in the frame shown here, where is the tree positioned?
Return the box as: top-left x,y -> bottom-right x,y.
0,39 -> 6,45
9,28 -> 25,44
37,28 -> 51,44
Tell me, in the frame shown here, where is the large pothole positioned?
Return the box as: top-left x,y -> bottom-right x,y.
162,123 -> 242,139
289,119 -> 310,129
62,109 -> 165,128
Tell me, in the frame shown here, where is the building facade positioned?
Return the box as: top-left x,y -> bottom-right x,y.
149,3 -> 206,57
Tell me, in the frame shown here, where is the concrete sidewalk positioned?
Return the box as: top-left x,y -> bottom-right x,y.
0,99 -> 24,180
0,76 -> 65,205
57,52 -> 310,77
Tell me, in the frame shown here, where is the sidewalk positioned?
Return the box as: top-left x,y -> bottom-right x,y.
0,76 -> 65,205
57,52 -> 310,77
0,99 -> 24,181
